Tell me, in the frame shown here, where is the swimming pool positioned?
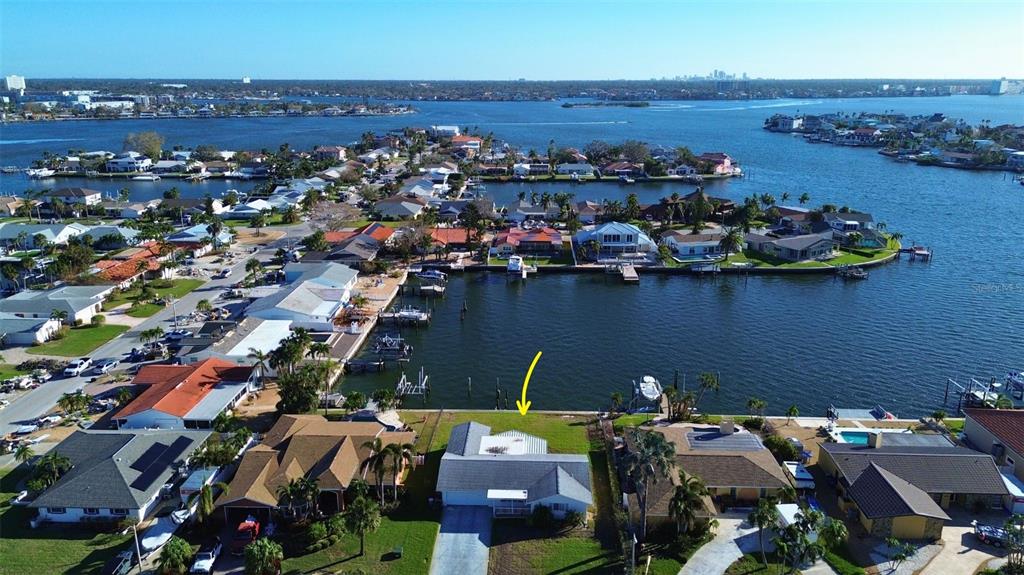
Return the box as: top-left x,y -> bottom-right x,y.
838,431 -> 870,445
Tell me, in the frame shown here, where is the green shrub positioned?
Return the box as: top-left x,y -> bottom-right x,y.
742,417 -> 764,431
91,314 -> 106,326
530,504 -> 555,529
307,521 -> 328,545
326,513 -> 346,537
764,434 -> 800,462
824,549 -> 866,575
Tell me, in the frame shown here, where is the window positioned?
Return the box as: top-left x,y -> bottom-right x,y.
110,508 -> 128,516
84,508 -> 99,515
48,507 -> 66,514
550,503 -> 568,512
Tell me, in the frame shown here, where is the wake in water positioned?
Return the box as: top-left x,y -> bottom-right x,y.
0,138 -> 87,145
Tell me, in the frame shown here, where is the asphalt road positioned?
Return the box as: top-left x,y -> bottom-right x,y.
0,221 -> 314,436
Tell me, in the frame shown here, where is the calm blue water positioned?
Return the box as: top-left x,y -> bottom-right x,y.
1,96 -> 1022,416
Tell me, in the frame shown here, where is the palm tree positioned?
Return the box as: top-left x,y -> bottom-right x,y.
626,429 -> 676,541
157,536 -> 192,575
35,451 -> 71,487
206,217 -> 224,251
187,481 -> 230,527
345,496 -> 382,556
748,497 -> 781,566
276,478 -> 303,518
847,231 -> 863,248
694,372 -> 720,414
14,444 -> 34,465
387,442 -> 416,503
247,348 -> 269,388
786,404 -> 799,425
248,212 -> 268,236
245,258 -> 262,285
718,227 -> 744,257
746,396 -> 767,417
798,193 -> 810,205
819,518 -> 849,554
668,472 -> 708,536
57,391 -> 89,415
361,437 -> 388,502
196,299 -> 212,314
244,537 -> 283,575
609,392 -> 623,416
49,308 -> 68,324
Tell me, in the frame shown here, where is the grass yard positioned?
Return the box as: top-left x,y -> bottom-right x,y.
401,410 -> 593,454
725,250 -> 830,269
724,552 -> 790,574
0,364 -> 29,380
488,249 -> 575,267
943,418 -> 965,433
489,522 -> 621,575
827,247 -> 896,266
124,303 -> 163,318
102,278 -> 205,311
26,325 -> 128,357
280,515 -> 438,575
0,467 -> 131,575
224,213 -> 289,228
611,413 -> 656,433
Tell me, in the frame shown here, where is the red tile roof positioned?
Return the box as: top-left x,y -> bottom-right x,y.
96,241 -> 166,282
118,358 -> 254,418
495,227 -> 562,247
429,228 -> 470,246
355,222 -> 395,242
324,231 -> 357,244
964,408 -> 1024,455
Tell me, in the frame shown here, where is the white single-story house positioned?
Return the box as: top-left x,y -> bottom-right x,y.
0,312 -> 61,345
745,232 -> 835,262
0,222 -> 90,248
46,187 -> 103,206
556,163 -> 595,176
0,285 -> 113,325
246,262 -> 358,332
436,422 -> 593,518
661,229 -> 727,257
373,195 -> 427,220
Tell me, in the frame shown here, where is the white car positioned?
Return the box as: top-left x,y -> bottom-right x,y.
93,359 -> 119,375
63,357 -> 93,377
189,538 -> 222,574
0,399 -> 10,409
165,330 -> 193,341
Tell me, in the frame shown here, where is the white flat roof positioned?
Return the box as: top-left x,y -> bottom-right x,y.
225,320 -> 293,357
487,489 -> 527,500
479,434 -> 528,456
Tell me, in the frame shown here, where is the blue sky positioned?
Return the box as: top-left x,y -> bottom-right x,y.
2,0 -> 1022,80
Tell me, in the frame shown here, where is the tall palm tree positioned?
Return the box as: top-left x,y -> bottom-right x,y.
718,227 -> 744,257
14,444 -> 34,465
694,372 -> 720,414
668,472 -> 708,536
245,258 -> 262,285
387,442 -> 416,503
35,452 -> 71,487
626,429 -> 676,541
187,481 -> 230,528
345,496 -> 381,557
748,497 -> 781,566
798,193 -> 810,205
819,518 -> 849,554
610,392 -> 623,416
276,478 -> 303,518
360,438 -> 388,502
247,348 -> 269,388
786,404 -> 800,425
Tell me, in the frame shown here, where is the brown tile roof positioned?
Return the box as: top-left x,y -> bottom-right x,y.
495,227 -> 563,247
324,231 -> 357,244
429,228 -> 470,246
117,358 -> 254,418
964,408 -> 1024,455
653,425 -> 789,489
219,415 -> 415,508
848,463 -> 950,521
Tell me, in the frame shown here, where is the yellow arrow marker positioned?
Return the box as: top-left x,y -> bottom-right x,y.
516,351 -> 543,415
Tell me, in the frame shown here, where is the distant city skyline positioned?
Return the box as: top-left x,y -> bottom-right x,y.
2,0 -> 1022,80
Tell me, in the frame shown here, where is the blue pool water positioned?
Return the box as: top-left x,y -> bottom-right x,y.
839,431 -> 871,445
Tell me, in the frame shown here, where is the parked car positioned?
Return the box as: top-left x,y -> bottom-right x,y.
973,521 -> 1009,547
165,330 -> 194,341
218,268 -> 232,279
231,518 -> 260,555
101,550 -> 136,575
93,359 -> 119,375
189,537 -> 222,574
63,357 -> 93,377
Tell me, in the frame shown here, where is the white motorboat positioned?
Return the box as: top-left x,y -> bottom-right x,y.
394,305 -> 429,322
26,168 -> 56,179
416,269 -> 447,282
131,174 -> 161,181
224,171 -> 252,180
636,375 -> 662,402
507,255 -> 536,279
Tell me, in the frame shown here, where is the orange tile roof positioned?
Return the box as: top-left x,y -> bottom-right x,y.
117,358 -> 254,418
97,241 -> 166,282
324,231 -> 357,244
355,222 -> 395,242
429,227 -> 470,246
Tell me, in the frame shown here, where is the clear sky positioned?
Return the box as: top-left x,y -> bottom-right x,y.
2,0 -> 1022,80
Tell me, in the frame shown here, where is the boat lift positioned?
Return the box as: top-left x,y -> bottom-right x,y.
395,367 -> 430,401
943,375 -> 1021,413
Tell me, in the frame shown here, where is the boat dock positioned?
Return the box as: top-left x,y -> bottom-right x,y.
401,283 -> 446,297
621,264 -> 639,283
378,306 -> 431,325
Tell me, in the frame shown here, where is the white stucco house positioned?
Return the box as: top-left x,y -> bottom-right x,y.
574,221 -> 657,257
245,262 -> 358,332
106,151 -> 153,173
0,285 -> 113,325
436,422 -> 593,518
0,313 -> 61,345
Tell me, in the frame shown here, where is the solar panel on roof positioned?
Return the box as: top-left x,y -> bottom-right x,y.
686,431 -> 764,451
130,442 -> 169,471
129,437 -> 194,492
130,465 -> 165,491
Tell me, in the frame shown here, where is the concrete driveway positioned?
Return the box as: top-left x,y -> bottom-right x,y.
917,509 -> 1008,575
429,506 -> 492,575
679,514 -> 761,575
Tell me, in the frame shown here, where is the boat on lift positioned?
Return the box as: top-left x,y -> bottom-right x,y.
416,269 -> 447,282
131,174 -> 161,181
635,375 -> 663,402
26,168 -> 56,179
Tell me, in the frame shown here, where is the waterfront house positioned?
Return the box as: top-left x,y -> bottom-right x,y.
177,318 -> 293,372
113,358 -> 258,430
160,197 -> 227,217
0,222 -> 90,249
745,232 -> 834,262
555,163 -> 596,176
822,212 -> 886,247
507,199 -> 560,223
962,408 -> 1024,483
1006,151 -> 1024,169
167,224 -> 234,248
0,285 -> 113,325
493,226 -> 564,256
100,199 -> 162,220
0,312 -> 61,345
575,200 -> 604,224
431,125 -> 461,138
217,415 -> 415,519
697,152 -> 739,175
151,160 -> 189,174
601,161 -> 645,178
313,145 -> 347,162
939,150 -> 980,166
668,164 -> 698,176
45,187 -> 102,206
836,128 -> 882,146
436,422 -> 593,518
0,196 -> 26,216
373,195 -> 427,220
246,262 -> 358,332
106,151 -> 153,173
450,135 -> 483,153
512,163 -> 552,177
819,440 -> 1009,540
477,164 -> 509,176
428,227 -> 471,250
437,198 -> 498,222
29,429 -> 209,524
661,229 -> 727,257
574,222 -> 657,257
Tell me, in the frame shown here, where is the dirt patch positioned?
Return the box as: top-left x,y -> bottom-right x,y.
233,229 -> 286,245
234,384 -> 281,432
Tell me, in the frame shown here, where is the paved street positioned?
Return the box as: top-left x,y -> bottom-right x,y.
0,221 -> 315,436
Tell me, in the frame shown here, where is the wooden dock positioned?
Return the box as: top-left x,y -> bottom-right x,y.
621,264 -> 639,283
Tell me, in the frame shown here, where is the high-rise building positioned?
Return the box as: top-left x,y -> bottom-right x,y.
4,75 -> 26,93
242,76 -> 251,84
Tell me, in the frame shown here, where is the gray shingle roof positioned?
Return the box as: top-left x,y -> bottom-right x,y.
29,429 -> 209,511
438,421 -> 592,505
847,463 -> 950,521
821,443 -> 1009,495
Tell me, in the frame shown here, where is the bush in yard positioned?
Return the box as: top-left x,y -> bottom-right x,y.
91,314 -> 106,326
763,434 -> 800,462
529,504 -> 555,529
51,326 -> 70,340
563,510 -> 585,530
742,417 -> 764,431
326,513 -> 346,537
307,521 -> 328,545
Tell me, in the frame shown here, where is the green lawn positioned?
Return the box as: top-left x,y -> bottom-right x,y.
0,364 -> 29,380
26,325 -> 129,357
0,467 -> 132,575
487,250 -> 574,267
611,413 -> 656,433
724,250 -> 830,269
224,213 -> 290,228
124,303 -> 164,318
102,278 -> 205,310
280,515 -> 438,575
489,522 -> 620,575
827,247 -> 896,266
401,411 -> 593,454
943,418 -> 965,433
725,553 -> 790,574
